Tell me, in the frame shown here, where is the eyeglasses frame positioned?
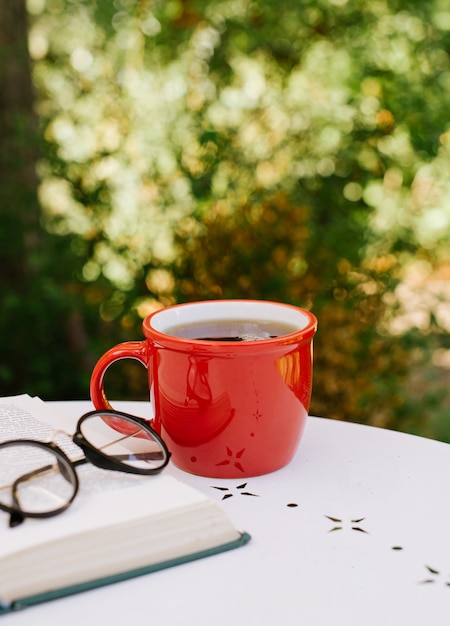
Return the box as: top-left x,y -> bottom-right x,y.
0,409 -> 171,527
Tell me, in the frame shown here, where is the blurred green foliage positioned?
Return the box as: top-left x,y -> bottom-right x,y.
1,0 -> 450,440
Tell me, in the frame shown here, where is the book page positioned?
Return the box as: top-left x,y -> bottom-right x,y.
0,395 -> 143,492
0,395 -> 57,439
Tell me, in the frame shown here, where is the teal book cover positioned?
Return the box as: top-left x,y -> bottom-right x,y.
0,532 -> 251,613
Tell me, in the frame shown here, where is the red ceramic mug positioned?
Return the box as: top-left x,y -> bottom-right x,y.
90,300 -> 317,478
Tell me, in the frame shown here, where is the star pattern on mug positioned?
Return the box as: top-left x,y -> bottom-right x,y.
215,446 -> 246,472
252,408 -> 263,421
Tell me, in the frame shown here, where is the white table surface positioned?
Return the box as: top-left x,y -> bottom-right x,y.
3,400 -> 449,626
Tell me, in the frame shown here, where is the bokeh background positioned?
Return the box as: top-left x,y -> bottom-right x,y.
1,0 -> 449,441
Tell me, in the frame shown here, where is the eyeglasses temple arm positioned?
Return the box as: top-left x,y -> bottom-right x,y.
9,463 -> 54,527
9,509 -> 25,528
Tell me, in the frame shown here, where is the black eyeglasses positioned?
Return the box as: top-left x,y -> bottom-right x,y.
0,410 -> 171,528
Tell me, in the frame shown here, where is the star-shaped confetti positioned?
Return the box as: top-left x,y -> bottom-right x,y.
325,515 -> 368,533
211,482 -> 259,500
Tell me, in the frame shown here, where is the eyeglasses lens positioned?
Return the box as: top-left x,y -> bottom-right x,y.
79,414 -> 168,471
0,442 -> 77,516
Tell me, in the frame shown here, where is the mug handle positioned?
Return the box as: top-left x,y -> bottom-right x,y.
90,341 -> 149,411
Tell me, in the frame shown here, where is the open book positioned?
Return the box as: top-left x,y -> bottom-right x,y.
0,395 -> 250,613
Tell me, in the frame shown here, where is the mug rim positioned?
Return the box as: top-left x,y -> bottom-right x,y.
142,299 -> 317,346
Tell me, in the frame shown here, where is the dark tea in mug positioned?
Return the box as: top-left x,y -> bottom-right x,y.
167,319 -> 299,341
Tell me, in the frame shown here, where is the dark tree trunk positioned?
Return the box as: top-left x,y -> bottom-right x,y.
0,0 -> 43,394
0,1 -> 93,398
0,0 -> 41,285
